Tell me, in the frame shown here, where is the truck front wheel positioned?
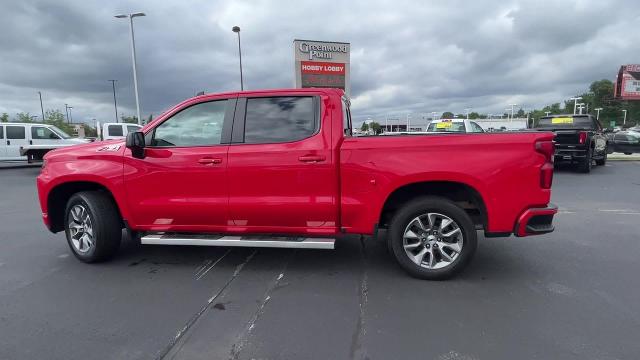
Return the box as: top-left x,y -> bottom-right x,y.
64,191 -> 122,263
388,197 -> 477,280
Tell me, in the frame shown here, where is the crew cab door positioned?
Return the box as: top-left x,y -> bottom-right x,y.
0,126 -> 6,158
226,95 -> 338,235
123,97 -> 236,231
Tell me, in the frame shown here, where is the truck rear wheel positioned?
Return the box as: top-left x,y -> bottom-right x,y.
595,152 -> 607,166
64,191 -> 122,263
388,196 -> 477,280
578,148 -> 592,173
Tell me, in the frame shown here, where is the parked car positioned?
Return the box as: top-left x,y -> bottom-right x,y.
0,122 -> 87,162
37,88 -> 557,280
533,114 -> 608,173
99,122 -> 143,141
608,131 -> 640,155
426,119 -> 485,133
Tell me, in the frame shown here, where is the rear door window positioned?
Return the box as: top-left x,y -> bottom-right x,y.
6,126 -> 26,139
0,126 -> 3,139
108,125 -> 124,137
243,97 -> 317,144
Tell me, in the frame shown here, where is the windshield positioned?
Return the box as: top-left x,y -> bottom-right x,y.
427,121 -> 466,133
48,125 -> 72,139
535,116 -> 594,129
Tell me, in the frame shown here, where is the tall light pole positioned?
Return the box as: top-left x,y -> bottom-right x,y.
595,107 -> 603,120
38,91 -> 45,122
569,97 -> 581,114
68,106 -> 73,123
108,80 -> 119,122
232,26 -> 244,91
464,108 -> 471,119
65,104 -> 70,123
577,103 -> 585,115
406,113 -> 411,131
505,108 -> 512,121
509,104 -> 517,122
622,109 -> 627,125
545,111 -> 551,116
115,12 -> 145,125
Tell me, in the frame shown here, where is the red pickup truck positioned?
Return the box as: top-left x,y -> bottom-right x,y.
37,88 -> 556,279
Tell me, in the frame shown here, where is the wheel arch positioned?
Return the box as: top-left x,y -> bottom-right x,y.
378,180 -> 488,231
47,181 -> 124,233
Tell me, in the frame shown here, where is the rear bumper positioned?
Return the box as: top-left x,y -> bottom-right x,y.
554,148 -> 586,161
515,204 -> 558,237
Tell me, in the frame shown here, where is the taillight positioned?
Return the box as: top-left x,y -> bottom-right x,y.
535,140 -> 554,189
578,131 -> 587,144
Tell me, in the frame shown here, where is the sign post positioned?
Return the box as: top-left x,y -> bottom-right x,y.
294,39 -> 350,96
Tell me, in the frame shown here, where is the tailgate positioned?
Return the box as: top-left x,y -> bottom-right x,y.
553,130 -> 581,145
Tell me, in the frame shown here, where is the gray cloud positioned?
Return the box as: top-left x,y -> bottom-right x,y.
1,0 -> 639,126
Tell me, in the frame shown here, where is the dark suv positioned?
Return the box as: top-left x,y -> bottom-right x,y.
533,114 -> 608,173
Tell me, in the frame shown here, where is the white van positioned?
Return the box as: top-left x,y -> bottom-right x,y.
99,123 -> 142,141
0,123 -> 87,162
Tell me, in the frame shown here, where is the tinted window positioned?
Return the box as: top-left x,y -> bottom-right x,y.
614,134 -> 627,141
127,125 -> 141,134
108,125 -> 124,137
31,127 -> 59,140
151,100 -> 227,147
535,116 -> 594,129
243,97 -> 316,144
6,126 -> 25,139
0,126 -> 3,139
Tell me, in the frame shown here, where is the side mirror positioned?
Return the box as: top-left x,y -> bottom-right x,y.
126,131 -> 146,159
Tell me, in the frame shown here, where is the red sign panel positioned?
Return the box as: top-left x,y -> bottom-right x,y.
301,61 -> 346,75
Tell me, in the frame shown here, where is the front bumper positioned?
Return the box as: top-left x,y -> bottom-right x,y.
515,204 -> 558,237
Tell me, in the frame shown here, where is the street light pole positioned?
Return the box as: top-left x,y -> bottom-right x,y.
595,108 -> 603,120
65,104 -> 70,123
509,104 -> 517,122
570,97 -> 581,115
38,91 -> 45,122
232,26 -> 244,91
622,110 -> 627,125
464,108 -> 471,120
68,106 -> 73,123
115,12 -> 145,125
108,80 -> 119,122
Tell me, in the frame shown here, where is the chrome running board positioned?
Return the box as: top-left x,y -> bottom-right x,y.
140,233 -> 335,250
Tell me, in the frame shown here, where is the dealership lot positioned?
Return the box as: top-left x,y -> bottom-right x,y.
1,163 -> 640,360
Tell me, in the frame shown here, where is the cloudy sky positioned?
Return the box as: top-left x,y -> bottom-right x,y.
2,0 -> 639,125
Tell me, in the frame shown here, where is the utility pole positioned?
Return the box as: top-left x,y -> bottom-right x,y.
509,104 -> 517,122
65,104 -> 70,123
406,113 -> 410,132
109,80 -> 119,122
38,91 -> 45,122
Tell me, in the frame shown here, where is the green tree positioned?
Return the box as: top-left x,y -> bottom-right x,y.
121,115 -> 138,124
44,109 -> 75,135
369,121 -> 382,135
468,112 -> 481,119
360,122 -> 369,132
15,112 -> 34,123
441,112 -> 454,119
0,113 -> 8,122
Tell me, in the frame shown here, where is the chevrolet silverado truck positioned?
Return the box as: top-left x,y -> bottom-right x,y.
533,114 -> 608,173
37,88 -> 557,280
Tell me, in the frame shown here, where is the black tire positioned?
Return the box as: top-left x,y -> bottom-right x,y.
578,148 -> 592,173
595,151 -> 607,166
64,191 -> 122,263
388,196 -> 477,280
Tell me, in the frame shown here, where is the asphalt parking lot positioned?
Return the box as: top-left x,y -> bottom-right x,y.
1,162 -> 640,360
